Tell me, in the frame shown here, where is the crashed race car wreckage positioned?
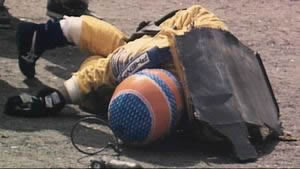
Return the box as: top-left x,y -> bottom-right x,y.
80,24 -> 284,165
169,27 -> 283,162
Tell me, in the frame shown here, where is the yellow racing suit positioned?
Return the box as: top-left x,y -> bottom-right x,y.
64,5 -> 228,107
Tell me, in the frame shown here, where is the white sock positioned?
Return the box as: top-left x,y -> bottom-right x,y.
59,16 -> 83,45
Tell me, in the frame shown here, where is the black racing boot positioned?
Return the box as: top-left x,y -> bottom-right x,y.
0,0 -> 4,6
16,20 -> 69,78
0,4 -> 11,29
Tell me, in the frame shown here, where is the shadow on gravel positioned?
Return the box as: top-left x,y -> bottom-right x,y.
119,131 -> 279,167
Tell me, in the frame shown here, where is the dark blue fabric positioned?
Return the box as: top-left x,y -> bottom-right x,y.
35,20 -> 69,55
114,46 -> 172,82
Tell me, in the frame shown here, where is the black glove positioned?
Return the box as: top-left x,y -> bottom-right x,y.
4,87 -> 66,117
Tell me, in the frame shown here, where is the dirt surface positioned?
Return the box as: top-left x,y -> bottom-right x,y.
0,0 -> 299,168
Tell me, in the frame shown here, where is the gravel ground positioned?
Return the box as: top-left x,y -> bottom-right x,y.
0,0 -> 299,168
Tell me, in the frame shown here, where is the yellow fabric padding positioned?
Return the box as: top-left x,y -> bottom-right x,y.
160,5 -> 228,31
79,55 -> 102,71
73,56 -> 114,94
80,15 -> 128,57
